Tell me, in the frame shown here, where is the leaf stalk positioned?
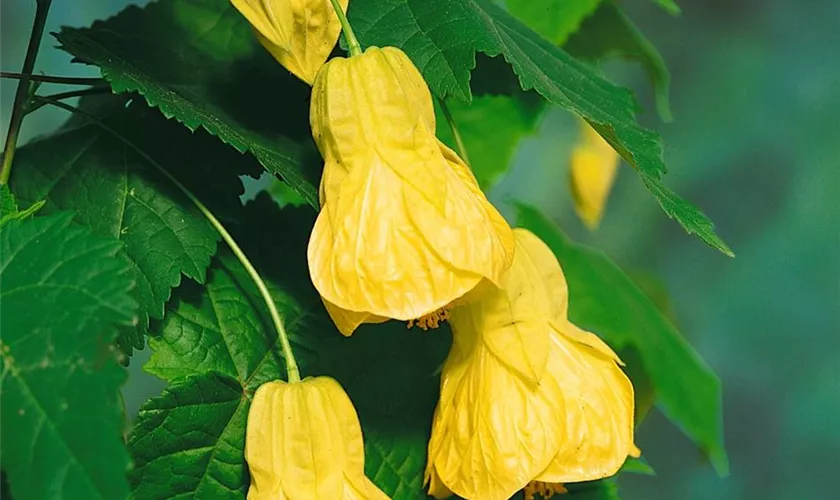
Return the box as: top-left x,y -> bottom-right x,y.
438,98 -> 471,167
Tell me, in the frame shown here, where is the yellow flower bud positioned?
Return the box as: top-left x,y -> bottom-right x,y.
569,122 -> 621,229
245,377 -> 389,499
425,229 -> 638,500
229,0 -> 348,84
308,46 -> 515,335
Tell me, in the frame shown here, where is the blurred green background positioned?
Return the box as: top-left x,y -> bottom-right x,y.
2,1 -> 838,499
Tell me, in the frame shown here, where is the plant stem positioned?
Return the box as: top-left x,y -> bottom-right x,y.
1,0 -> 53,185
438,97 -> 471,167
26,87 -> 112,115
39,96 -> 302,383
1,72 -> 105,86
328,0 -> 361,56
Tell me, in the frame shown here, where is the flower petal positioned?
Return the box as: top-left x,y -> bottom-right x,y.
535,328 -> 636,483
322,298 -> 389,337
426,348 -> 565,500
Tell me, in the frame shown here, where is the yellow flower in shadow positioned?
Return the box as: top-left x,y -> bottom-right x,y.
246,377 -> 389,499
308,46 -> 515,335
425,229 -> 638,500
569,122 -> 621,229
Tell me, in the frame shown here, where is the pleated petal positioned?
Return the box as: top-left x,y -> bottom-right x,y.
308,47 -> 514,328
322,298 -> 388,337
231,0 -> 348,83
245,378 -> 390,500
569,122 -> 621,229
425,346 -> 565,500
534,327 -> 636,484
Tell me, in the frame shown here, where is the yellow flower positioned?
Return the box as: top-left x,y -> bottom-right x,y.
425,229 -> 638,500
308,46 -> 515,335
229,0 -> 348,84
569,121 -> 621,229
245,377 -> 389,499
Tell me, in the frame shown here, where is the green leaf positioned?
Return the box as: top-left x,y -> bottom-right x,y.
55,0 -> 320,207
565,1 -> 673,121
129,373 -> 249,500
348,0 -> 731,255
11,98 -> 258,355
0,185 -> 44,228
621,456 -> 656,476
132,196 -> 447,499
506,0 -> 601,45
515,203 -> 728,475
0,212 -> 137,500
652,0 -> 681,15
436,94 -> 544,189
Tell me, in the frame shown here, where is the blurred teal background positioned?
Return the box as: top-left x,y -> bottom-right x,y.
2,1 -> 838,499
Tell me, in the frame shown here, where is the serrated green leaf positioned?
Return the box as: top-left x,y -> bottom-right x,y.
0,185 -> 44,228
436,94 -> 544,189
514,203 -> 729,475
0,212 -> 137,500
348,0 -> 731,255
129,373 -> 249,500
506,0 -> 601,45
11,98 -> 258,355
55,0 -> 321,207
133,195 -> 447,499
565,2 -> 673,121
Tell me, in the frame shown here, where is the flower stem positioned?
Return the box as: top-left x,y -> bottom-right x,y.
1,72 -> 105,86
437,97 -> 471,167
1,0 -> 53,185
328,0 -> 361,57
38,96 -> 302,383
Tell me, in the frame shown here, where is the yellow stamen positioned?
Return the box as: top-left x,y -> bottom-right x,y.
407,307 -> 451,330
524,481 -> 567,500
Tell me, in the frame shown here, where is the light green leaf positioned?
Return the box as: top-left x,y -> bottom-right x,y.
565,1 -> 673,121
348,0 -> 730,255
0,185 -> 44,228
0,212 -> 137,500
133,196 -> 448,499
55,0 -> 321,207
506,0 -> 602,45
515,203 -> 729,475
11,98 -> 259,355
435,94 -> 544,189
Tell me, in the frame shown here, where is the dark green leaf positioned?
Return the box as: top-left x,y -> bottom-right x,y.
11,97 -> 258,355
55,0 -> 320,207
515,203 -> 728,475
0,185 -> 44,228
0,212 -> 137,500
436,94 -> 544,189
565,2 -> 673,121
132,195 -> 447,499
506,0 -> 601,45
349,0 -> 731,255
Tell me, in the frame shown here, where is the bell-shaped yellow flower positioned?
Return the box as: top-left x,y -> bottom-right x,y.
229,0 -> 348,84
425,229 -> 638,500
569,121 -> 621,229
308,46 -> 515,336
246,377 -> 390,499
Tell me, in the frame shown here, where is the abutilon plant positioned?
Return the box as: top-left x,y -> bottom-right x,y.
0,0 -> 731,499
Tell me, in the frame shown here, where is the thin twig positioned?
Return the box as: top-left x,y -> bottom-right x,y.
25,87 -> 112,115
1,0 -> 53,185
1,71 -> 105,87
